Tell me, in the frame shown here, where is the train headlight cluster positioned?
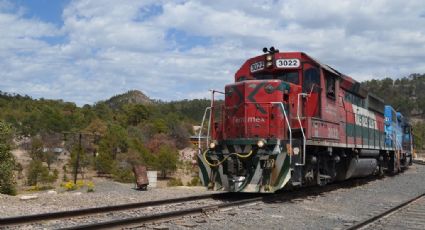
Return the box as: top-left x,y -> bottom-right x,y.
257,139 -> 267,148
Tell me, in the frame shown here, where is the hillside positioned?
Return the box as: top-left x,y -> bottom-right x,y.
1,75 -> 425,195
362,73 -> 425,120
106,90 -> 153,110
0,89 -> 209,194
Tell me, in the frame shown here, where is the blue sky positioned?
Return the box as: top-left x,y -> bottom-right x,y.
15,0 -> 69,25
1,0 -> 425,105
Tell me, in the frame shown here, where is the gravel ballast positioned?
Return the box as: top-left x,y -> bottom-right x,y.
2,165 -> 425,229
0,178 -> 218,218
148,164 -> 425,229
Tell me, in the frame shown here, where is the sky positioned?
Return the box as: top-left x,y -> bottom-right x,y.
1,0 -> 425,106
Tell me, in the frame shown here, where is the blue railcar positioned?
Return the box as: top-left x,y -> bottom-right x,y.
384,106 -> 413,168
397,112 -> 414,156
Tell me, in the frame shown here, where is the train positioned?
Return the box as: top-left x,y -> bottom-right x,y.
197,47 -> 414,193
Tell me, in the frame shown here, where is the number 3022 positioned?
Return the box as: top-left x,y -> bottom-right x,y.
276,59 -> 300,68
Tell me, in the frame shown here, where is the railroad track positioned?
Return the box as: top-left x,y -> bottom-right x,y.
412,159 -> 425,165
346,192 -> 425,230
0,193 -> 232,229
0,176 -> 387,229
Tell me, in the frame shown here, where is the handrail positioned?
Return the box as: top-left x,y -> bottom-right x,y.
207,90 -> 225,149
296,93 -> 308,166
198,107 -> 211,151
271,102 -> 292,164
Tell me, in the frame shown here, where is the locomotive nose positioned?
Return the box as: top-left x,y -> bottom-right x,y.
224,80 -> 290,140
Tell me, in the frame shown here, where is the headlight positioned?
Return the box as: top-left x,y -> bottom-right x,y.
266,54 -> 273,61
257,139 -> 267,148
266,61 -> 273,68
209,142 -> 216,149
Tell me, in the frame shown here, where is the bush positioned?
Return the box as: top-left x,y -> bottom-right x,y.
186,177 -> 201,186
27,185 -> 54,191
112,166 -> 134,183
0,183 -> 16,195
86,181 -> 95,192
61,180 -> 95,192
167,178 -> 183,187
62,181 -> 77,191
27,160 -> 53,186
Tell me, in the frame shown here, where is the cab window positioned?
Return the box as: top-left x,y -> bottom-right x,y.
303,67 -> 320,93
252,73 -> 273,80
252,71 -> 299,84
276,71 -> 299,84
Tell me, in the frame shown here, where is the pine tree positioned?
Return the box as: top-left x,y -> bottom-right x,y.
0,121 -> 16,195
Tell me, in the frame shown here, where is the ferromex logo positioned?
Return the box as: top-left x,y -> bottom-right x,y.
233,117 -> 266,123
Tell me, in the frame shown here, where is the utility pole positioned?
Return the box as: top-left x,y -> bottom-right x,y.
74,133 -> 82,184
63,131 -> 100,184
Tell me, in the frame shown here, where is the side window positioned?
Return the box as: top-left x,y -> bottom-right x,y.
325,71 -> 336,99
303,67 -> 320,93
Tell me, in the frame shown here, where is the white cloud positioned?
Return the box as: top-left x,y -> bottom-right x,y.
0,0 -> 425,105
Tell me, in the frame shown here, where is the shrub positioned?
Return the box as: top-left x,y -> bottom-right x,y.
27,185 -> 40,192
112,167 -> 134,183
167,178 -> 183,187
186,177 -> 201,186
27,160 -> 53,186
76,180 -> 85,188
86,181 -> 95,192
62,181 -> 77,191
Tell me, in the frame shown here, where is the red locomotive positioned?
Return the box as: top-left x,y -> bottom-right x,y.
198,48 -> 412,193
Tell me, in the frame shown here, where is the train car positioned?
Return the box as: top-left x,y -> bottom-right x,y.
197,48 -> 413,193
383,106 -> 413,171
399,114 -> 414,162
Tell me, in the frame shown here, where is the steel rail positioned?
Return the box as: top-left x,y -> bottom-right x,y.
0,193 -> 228,226
61,195 -> 265,230
63,176 -> 384,230
345,192 -> 425,230
60,177 -> 383,230
1,172 -> 401,229
413,159 -> 425,165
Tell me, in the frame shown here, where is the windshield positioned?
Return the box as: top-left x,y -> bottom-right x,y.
253,71 -> 299,84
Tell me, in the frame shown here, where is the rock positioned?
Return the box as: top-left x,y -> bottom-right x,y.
47,190 -> 57,195
153,225 -> 169,230
181,222 -> 198,228
209,217 -> 224,221
73,192 -> 82,196
195,219 -> 208,223
19,195 -> 38,200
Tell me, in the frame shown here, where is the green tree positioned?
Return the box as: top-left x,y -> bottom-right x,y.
27,160 -> 50,186
413,122 -> 425,150
98,124 -> 128,160
0,121 -> 16,195
124,104 -> 150,126
44,151 -> 57,171
30,137 -> 44,161
156,145 -> 178,178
